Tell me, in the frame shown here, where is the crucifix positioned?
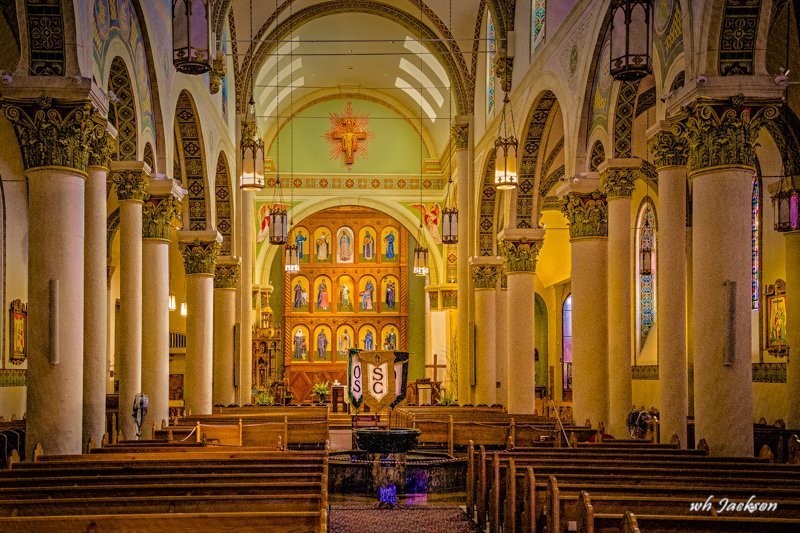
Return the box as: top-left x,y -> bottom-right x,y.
333,118 -> 368,164
325,102 -> 372,165
425,353 -> 447,385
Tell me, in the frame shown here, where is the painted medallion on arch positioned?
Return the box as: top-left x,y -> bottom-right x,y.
381,227 -> 399,262
381,275 -> 400,312
358,324 -> 378,351
358,276 -> 377,312
336,227 -> 355,264
381,324 -> 400,351
291,325 -> 310,361
313,325 -> 333,361
314,275 -> 333,312
313,227 -> 332,263
292,226 -> 311,263
337,275 -> 356,312
337,325 -> 356,356
290,276 -> 310,312
359,226 -> 378,262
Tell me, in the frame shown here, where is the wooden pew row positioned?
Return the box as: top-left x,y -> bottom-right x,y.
613,509 -> 800,533
154,417 -> 329,449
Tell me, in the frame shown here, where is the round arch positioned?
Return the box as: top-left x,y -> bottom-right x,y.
477,148 -> 498,257
108,56 -> 138,162
174,90 -> 211,231
214,152 -> 234,255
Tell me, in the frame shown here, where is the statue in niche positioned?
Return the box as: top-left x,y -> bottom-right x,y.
363,231 -> 375,260
317,330 -> 328,359
339,230 -> 352,262
295,231 -> 308,259
316,279 -> 330,310
363,330 -> 375,351
338,329 -> 352,355
360,280 -> 375,310
385,281 -> 396,309
340,283 -> 351,309
384,231 -> 396,259
293,329 -> 307,359
316,233 -> 330,260
293,281 -> 304,308
384,331 -> 397,351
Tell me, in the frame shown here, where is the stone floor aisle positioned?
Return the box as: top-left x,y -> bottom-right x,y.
328,504 -> 479,533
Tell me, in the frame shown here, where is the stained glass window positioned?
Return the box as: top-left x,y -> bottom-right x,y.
531,0 -> 546,56
752,176 -> 762,309
562,294 -> 572,393
487,11 -> 496,116
637,202 -> 656,349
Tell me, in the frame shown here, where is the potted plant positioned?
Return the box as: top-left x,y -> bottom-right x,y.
311,380 -> 331,404
252,388 -> 275,406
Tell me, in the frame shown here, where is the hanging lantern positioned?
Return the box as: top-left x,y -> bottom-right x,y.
180,302 -> 188,317
640,244 -> 652,276
609,0 -> 652,81
268,202 -> 288,245
413,245 -> 429,276
284,244 -> 300,273
172,0 -> 211,75
442,206 -> 459,244
773,176 -> 800,232
494,94 -> 518,190
168,293 -> 177,312
240,96 -> 265,191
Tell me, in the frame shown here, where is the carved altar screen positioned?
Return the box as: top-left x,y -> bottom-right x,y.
284,206 -> 409,402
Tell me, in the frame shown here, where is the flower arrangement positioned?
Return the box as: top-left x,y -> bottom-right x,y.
311,380 -> 331,403
252,388 -> 275,406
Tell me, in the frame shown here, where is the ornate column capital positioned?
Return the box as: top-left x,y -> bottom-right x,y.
599,158 -> 641,198
209,55 -> 226,95
680,94 -> 780,172
214,256 -> 241,289
2,96 -> 93,172
142,177 -> 185,239
562,190 -> 608,240
648,121 -> 689,169
496,54 -> 513,93
451,122 -> 470,150
86,111 -> 116,170
469,256 -> 503,289
177,229 -> 223,276
110,161 -> 151,202
498,228 -> 545,273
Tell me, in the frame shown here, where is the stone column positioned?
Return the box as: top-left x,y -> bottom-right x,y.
786,230 -> 800,427
214,257 -> 240,406
499,228 -> 545,414
650,125 -> 690,446
599,159 -> 639,437
563,190 -> 609,428
239,190 -> 254,405
110,161 -> 150,440
141,178 -> 184,436
83,117 -> 113,448
684,97 -> 779,456
496,275 -> 508,407
4,98 -> 92,456
178,230 -> 222,415
470,257 -> 501,405
453,119 -> 473,404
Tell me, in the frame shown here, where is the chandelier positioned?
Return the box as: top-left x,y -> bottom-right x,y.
773,174 -> 800,232
442,75 -> 458,244
172,0 -> 211,75
495,93 -> 518,190
240,0 -> 265,191
609,0 -> 652,81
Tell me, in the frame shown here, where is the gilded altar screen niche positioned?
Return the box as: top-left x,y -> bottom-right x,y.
283,206 -> 409,403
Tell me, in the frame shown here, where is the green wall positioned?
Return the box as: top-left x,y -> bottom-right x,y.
406,234 -> 427,382
535,294 -> 548,389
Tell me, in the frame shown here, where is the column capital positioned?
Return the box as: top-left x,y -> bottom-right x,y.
2,96 -> 94,172
110,161 -> 151,202
498,228 -> 545,273
469,256 -> 503,289
648,121 -> 689,169
496,54 -> 513,93
177,230 -> 222,276
451,122 -> 470,150
563,190 -> 608,240
86,111 -> 117,170
599,158 -> 641,198
214,256 -> 241,289
142,178 -> 185,240
680,94 -> 780,172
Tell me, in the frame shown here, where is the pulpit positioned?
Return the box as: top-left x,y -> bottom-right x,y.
332,384 -> 347,413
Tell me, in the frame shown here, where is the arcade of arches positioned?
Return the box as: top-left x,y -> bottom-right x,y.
1,0 -> 800,467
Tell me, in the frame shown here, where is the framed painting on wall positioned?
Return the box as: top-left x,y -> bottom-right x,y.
765,280 -> 788,356
9,300 -> 27,364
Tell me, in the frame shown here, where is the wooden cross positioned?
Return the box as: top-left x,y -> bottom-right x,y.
425,353 -> 447,384
332,125 -> 368,164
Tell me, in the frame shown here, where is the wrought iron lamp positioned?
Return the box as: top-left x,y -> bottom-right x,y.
240,95 -> 265,191
172,0 -> 211,74
268,179 -> 288,245
180,302 -> 188,317
494,93 -> 518,190
413,225 -> 430,276
773,174 -> 800,232
284,243 -> 300,273
609,0 -> 652,81
442,84 -> 458,244
640,243 -> 652,276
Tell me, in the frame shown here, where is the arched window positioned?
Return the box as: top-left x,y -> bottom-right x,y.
487,11 -> 496,116
636,201 -> 656,351
752,175 -> 762,309
531,0 -> 546,56
561,293 -> 572,397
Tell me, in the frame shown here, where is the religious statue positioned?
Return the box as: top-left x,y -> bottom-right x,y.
324,101 -> 373,165
295,231 -> 308,259
316,233 -> 330,261
338,329 -> 352,355
385,281 -> 396,309
340,283 -> 351,309
360,280 -> 375,310
293,329 -> 307,359
317,330 -> 328,359
316,279 -> 330,310
384,231 -> 396,259
363,231 -> 375,260
339,231 -> 352,262
364,330 -> 375,351
293,281 -> 304,308
384,331 -> 397,351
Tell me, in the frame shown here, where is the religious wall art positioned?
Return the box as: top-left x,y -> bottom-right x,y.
324,101 -> 373,165
292,226 -> 310,263
359,226 -> 377,262
314,325 -> 332,361
257,203 -> 288,243
359,276 -> 377,311
359,325 -> 378,351
766,280 -> 789,356
291,276 -> 310,312
381,325 -> 399,351
338,276 -> 355,311
382,275 -> 399,311
336,226 -> 355,263
292,325 -> 310,360
381,227 -> 398,262
169,374 -> 184,401
410,203 -> 442,244
314,227 -> 332,263
9,299 -> 27,364
315,276 -> 333,312
337,325 -> 355,356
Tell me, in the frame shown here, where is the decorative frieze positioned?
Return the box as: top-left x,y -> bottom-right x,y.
111,166 -> 149,202
3,97 -> 92,172
142,196 -> 181,240
451,123 -> 469,150
683,95 -> 780,172
649,128 -> 688,169
752,362 -> 787,383
499,239 -> 543,273
471,264 -> 500,289
179,239 -> 221,275
214,261 -> 240,289
562,191 -> 608,239
600,167 -> 638,198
